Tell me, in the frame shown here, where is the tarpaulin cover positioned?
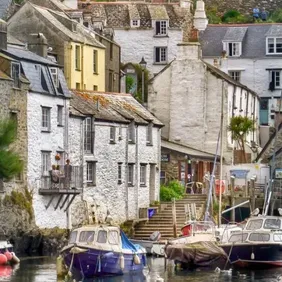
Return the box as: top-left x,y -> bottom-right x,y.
121,230 -> 142,252
165,241 -> 227,266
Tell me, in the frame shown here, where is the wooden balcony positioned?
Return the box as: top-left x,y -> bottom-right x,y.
39,166 -> 83,211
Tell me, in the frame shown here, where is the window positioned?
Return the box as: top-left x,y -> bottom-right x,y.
128,164 -> 134,185
69,231 -> 77,244
42,107 -> 51,131
97,230 -> 107,243
76,83 -> 80,90
128,122 -> 135,143
249,233 -> 270,242
50,67 -> 58,87
246,219 -> 263,230
229,71 -> 241,82
155,47 -> 167,63
224,42 -> 241,57
267,37 -> 282,54
79,231 -> 95,243
274,234 -> 282,242
11,62 -> 20,88
132,20 -> 139,27
86,162 -> 96,185
140,164 -> 147,186
93,50 -> 98,73
269,70 -> 281,90
118,163 -> 122,184
108,231 -> 119,245
155,20 -> 168,36
228,233 -> 248,243
75,45 -> 81,70
41,151 -> 51,176
57,105 -> 63,126
146,123 -> 153,145
264,218 -> 280,229
110,126 -> 116,143
93,85 -> 98,91
160,171 -> 166,185
84,117 -> 93,153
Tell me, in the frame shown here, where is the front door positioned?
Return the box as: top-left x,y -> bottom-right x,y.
260,98 -> 269,125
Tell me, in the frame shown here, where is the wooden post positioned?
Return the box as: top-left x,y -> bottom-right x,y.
172,198 -> 177,238
230,176 -> 235,222
250,179 -> 255,211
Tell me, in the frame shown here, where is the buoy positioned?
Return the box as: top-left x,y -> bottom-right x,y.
251,252 -> 255,260
56,255 -> 67,277
11,252 -> 20,264
4,252 -> 12,261
133,254 -> 141,265
0,254 -> 8,265
119,255 -> 125,270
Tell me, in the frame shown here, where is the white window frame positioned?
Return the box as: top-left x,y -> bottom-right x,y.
223,42 -> 242,57
11,62 -> 20,88
229,71 -> 241,82
160,170 -> 166,185
155,20 -> 168,36
41,106 -> 51,131
266,37 -> 282,55
140,164 -> 147,186
269,70 -> 282,89
86,162 -> 96,185
84,117 -> 93,153
118,163 -> 122,184
146,123 -> 153,145
50,67 -> 58,88
128,164 -> 134,185
41,151 -> 51,176
110,126 -> 116,143
128,122 -> 135,143
131,19 -> 140,27
57,105 -> 63,126
154,47 -> 167,64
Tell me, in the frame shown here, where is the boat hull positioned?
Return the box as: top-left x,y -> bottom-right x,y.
221,243 -> 282,268
62,247 -> 146,278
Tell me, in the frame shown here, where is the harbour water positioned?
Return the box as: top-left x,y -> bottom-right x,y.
4,256 -> 282,282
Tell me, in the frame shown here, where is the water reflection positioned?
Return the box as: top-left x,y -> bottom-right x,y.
4,256 -> 282,282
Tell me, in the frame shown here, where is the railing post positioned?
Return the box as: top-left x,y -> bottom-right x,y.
230,176 -> 235,222
172,198 -> 177,238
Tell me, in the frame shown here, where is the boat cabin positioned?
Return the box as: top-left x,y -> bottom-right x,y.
181,221 -> 215,236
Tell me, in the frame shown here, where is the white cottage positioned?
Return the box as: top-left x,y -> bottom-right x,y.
148,31 -> 260,165
68,90 -> 163,225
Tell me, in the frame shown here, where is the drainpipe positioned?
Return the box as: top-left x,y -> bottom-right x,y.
81,42 -> 85,89
65,43 -> 72,89
125,124 -> 129,219
135,125 -> 139,219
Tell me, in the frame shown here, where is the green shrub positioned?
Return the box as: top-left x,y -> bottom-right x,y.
269,9 -> 282,22
160,180 -> 185,202
206,7 -> 222,24
222,10 -> 250,23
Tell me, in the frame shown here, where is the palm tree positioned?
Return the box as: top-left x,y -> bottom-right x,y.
228,116 -> 255,163
0,119 -> 23,180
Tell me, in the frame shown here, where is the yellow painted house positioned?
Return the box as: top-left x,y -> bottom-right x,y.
8,2 -> 106,91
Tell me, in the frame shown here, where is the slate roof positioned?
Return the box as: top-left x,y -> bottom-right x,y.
200,24 -> 282,59
70,90 -> 163,126
78,2 -> 190,29
1,45 -> 71,97
27,3 -> 105,48
28,0 -> 70,12
0,0 -> 12,19
223,27 -> 248,42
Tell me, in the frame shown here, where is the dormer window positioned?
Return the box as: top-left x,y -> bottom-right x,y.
223,42 -> 241,57
50,67 -> 58,88
267,38 -> 282,54
131,19 -> 140,28
155,20 -> 168,36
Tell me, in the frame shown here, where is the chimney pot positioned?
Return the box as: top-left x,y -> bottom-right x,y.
27,33 -> 48,58
0,19 -> 7,50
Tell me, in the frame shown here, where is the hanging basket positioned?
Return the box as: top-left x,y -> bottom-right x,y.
55,154 -> 61,161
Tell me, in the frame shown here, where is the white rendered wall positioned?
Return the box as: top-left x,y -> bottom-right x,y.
27,91 -> 69,228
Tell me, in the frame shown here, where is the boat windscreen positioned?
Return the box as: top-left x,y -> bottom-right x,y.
249,233 -> 270,242
108,231 -> 119,245
69,231 -> 77,244
264,218 -> 281,229
79,231 -> 95,243
97,230 -> 107,243
228,233 -> 248,243
246,219 -> 263,230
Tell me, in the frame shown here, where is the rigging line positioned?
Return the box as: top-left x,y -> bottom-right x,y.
264,90 -> 282,216
204,129 -> 221,222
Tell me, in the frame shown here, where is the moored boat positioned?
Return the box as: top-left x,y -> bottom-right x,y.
60,225 -> 146,278
219,214 -> 282,268
0,230 -> 20,266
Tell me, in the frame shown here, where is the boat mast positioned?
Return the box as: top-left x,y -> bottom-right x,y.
218,81 -> 224,227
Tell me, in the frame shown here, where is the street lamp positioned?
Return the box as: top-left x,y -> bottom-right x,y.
139,57 -> 147,104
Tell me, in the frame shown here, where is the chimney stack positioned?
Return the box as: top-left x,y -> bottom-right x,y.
28,33 -> 48,58
194,1 -> 208,31
180,0 -> 192,10
0,19 -> 7,50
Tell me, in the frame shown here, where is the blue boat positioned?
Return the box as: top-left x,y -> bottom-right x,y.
60,225 -> 146,279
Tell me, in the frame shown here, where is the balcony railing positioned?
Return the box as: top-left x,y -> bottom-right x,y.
40,165 -> 83,191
